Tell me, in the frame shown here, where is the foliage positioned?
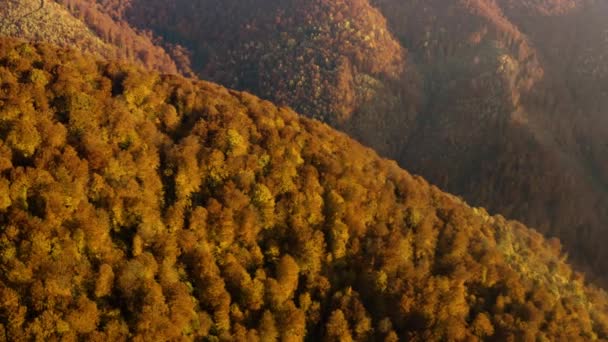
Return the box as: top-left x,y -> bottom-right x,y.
39,0 -> 608,289
0,38 -> 607,340
373,0 -> 608,287
0,0 -> 112,57
0,0 -> 187,75
57,0 -> 194,76
115,0 -> 410,125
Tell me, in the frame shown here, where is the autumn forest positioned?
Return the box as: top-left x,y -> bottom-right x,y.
1,0 -> 608,341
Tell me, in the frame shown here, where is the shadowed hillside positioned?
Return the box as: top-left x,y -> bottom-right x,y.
374,0 -> 608,283
1,38 -> 608,340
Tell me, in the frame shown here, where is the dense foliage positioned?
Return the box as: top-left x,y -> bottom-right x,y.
0,0 -> 112,57
373,0 -> 608,285
0,0 -> 185,75
93,0 -> 608,287
56,0 -> 195,76
1,39 -> 607,340
97,0 -> 422,178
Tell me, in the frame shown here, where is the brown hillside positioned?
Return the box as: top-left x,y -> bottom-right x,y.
374,0 -> 608,284
0,0 -> 186,74
1,38 -> 608,340
56,0 -> 195,75
105,0 -> 608,286
102,0 -> 423,158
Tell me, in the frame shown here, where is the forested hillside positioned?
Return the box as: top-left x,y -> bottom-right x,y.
87,0 -> 608,286
373,0 -> 608,284
0,0 -> 187,74
1,38 -> 608,341
0,0 -> 112,57
83,0 -> 422,159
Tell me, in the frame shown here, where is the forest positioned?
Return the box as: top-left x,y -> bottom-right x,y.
82,0 -> 608,287
0,0 -> 190,75
4,0 -> 606,281
0,38 -> 607,340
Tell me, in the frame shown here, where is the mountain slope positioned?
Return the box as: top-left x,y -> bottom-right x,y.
98,0 -> 423,158
102,0 -> 608,286
0,0 -> 113,56
0,0 -> 185,74
1,38 -> 607,340
394,0 -> 608,283
374,0 -> 608,283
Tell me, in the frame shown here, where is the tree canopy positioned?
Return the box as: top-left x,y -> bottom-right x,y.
0,38 -> 607,341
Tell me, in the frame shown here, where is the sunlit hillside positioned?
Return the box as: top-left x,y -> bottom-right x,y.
0,38 -> 607,340
0,0 -> 186,74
